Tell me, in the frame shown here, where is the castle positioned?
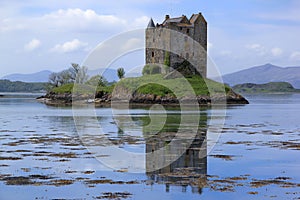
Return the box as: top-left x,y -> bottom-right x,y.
145,13 -> 207,78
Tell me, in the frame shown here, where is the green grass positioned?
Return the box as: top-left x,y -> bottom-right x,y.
51,83 -> 115,94
96,85 -> 115,94
51,75 -> 230,97
117,74 -> 230,97
51,83 -> 75,94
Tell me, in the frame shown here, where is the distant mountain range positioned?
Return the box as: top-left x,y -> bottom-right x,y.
222,64 -> 300,89
2,70 -> 52,83
1,68 -> 131,83
3,64 -> 299,89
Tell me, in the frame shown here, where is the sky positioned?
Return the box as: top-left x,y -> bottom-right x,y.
1,0 -> 300,77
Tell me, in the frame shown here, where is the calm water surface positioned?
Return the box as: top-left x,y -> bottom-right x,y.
0,93 -> 299,200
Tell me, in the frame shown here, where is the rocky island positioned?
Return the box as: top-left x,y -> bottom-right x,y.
37,74 -> 248,106
38,13 -> 249,106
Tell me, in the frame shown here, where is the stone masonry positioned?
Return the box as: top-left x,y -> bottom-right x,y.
146,13 -> 207,78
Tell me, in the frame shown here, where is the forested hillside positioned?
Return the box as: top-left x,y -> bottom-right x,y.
0,80 -> 47,92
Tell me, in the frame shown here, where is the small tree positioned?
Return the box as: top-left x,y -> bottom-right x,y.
48,72 -> 60,87
69,63 -> 79,82
60,69 -> 73,85
48,63 -> 89,88
117,67 -> 125,79
76,66 -> 89,84
87,75 -> 108,87
150,65 -> 161,74
71,63 -> 80,74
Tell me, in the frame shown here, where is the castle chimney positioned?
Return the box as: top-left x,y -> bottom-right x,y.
165,15 -> 170,20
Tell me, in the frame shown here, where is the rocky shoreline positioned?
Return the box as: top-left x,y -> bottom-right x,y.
37,89 -> 249,106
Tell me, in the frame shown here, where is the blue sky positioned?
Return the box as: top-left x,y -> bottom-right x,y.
1,0 -> 300,77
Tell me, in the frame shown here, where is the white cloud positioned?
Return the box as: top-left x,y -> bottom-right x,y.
1,9 -> 128,33
121,38 -> 143,51
258,4 -> 300,23
133,16 -> 150,28
42,9 -> 127,31
24,39 -> 41,51
246,44 -> 283,57
271,47 -> 283,57
0,18 -> 26,32
246,43 -> 261,50
246,44 -> 274,56
50,39 -> 88,53
290,51 -> 300,61
246,43 -> 267,56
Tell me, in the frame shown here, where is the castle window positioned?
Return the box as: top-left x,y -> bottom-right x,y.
180,27 -> 183,31
184,36 -> 188,42
152,51 -> 154,57
186,53 -> 189,59
187,29 -> 190,34
186,150 -> 189,155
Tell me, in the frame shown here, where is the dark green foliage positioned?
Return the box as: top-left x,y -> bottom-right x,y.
142,65 -> 151,75
163,51 -> 170,73
137,83 -> 173,97
117,68 -> 125,79
86,75 -> 108,87
0,80 -> 47,92
96,84 -> 115,94
142,64 -> 161,75
173,60 -> 199,77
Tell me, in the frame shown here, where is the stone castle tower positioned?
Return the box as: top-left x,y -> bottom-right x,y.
145,13 -> 207,78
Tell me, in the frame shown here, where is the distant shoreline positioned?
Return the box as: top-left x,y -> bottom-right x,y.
232,82 -> 300,94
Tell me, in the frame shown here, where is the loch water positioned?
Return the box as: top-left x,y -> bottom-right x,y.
0,93 -> 299,200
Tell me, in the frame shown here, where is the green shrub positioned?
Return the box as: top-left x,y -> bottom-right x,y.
142,64 -> 161,75
164,51 -> 170,73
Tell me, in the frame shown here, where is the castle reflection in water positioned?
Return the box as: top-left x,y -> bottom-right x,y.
144,112 -> 208,194
69,106 -> 208,194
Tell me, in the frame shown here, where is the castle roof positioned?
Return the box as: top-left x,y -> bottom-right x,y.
162,15 -> 189,26
159,13 -> 206,28
177,23 -> 194,28
164,16 -> 184,24
190,13 -> 207,24
147,18 -> 155,28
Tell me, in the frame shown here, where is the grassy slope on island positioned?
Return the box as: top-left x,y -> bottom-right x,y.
117,74 -> 231,97
50,75 -> 231,97
232,82 -> 300,94
51,83 -> 114,94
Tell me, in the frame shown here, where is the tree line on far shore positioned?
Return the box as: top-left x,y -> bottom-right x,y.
0,80 -> 47,93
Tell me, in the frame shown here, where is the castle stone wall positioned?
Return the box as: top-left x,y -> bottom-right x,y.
146,13 -> 207,77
